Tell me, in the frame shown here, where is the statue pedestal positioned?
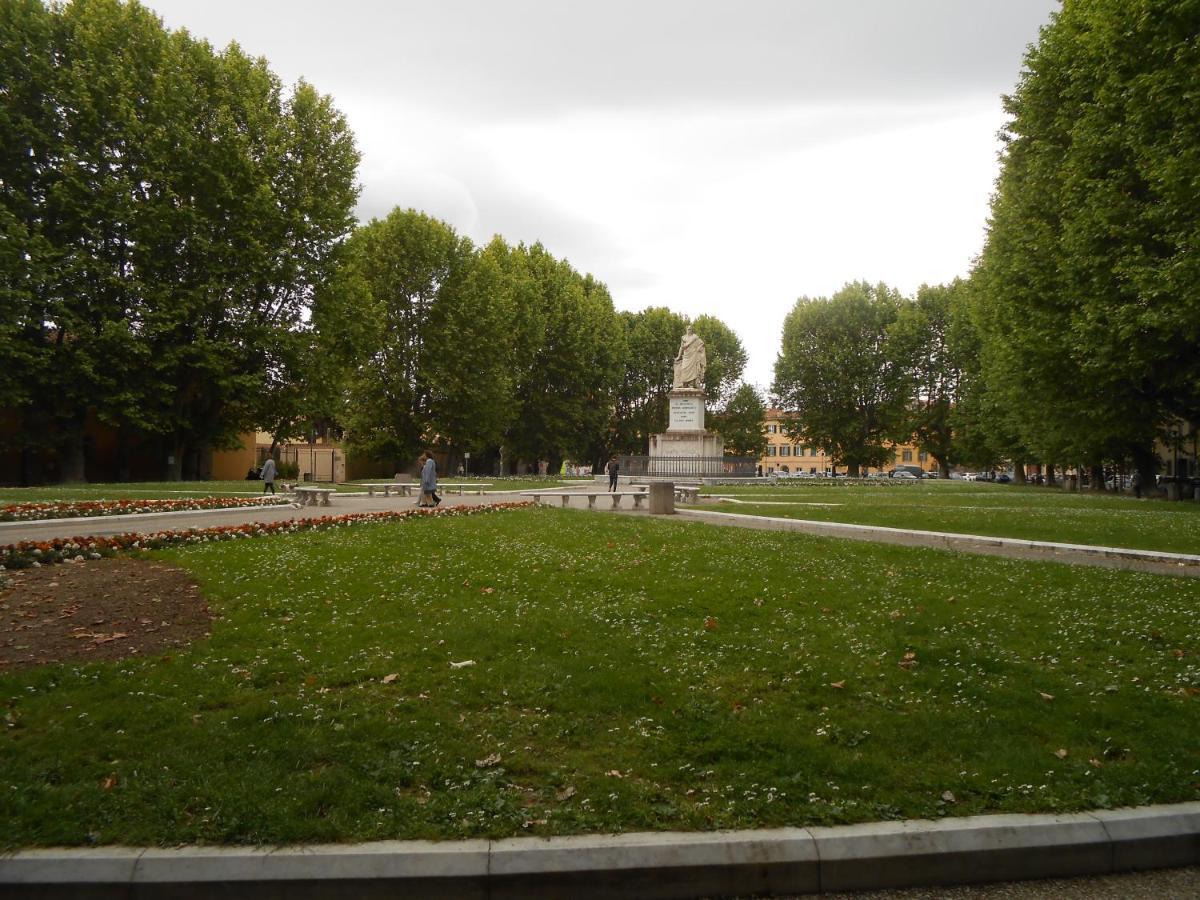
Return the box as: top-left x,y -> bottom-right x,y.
647,389 -> 724,477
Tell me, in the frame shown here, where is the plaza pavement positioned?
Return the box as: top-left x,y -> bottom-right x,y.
2,486 -> 1198,897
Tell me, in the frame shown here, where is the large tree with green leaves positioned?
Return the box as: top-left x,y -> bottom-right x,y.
341,210 -> 514,470
501,243 -> 624,471
611,307 -> 687,453
713,383 -> 767,458
772,281 -> 913,476
1,0 -> 359,482
974,0 -> 1200,484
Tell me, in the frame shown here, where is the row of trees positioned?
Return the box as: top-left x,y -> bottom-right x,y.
1,0 -> 359,481
1,1 -> 758,482
313,208 -> 758,474
773,0 -> 1199,485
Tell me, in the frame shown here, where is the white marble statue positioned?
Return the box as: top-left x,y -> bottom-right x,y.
672,325 -> 706,390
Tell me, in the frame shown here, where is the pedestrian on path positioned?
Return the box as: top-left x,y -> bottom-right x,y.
420,451 -> 441,507
607,456 -> 619,492
260,457 -> 277,495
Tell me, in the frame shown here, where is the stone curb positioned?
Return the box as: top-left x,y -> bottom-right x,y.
2,803 -> 1197,899
677,508 -> 1200,572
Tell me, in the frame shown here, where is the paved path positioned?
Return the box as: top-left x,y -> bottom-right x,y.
0,489 -> 516,544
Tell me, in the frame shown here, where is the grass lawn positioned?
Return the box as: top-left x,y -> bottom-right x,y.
704,481 -> 1200,555
2,506 -> 1197,847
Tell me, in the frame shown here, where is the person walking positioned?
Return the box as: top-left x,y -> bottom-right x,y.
606,456 -> 619,492
1131,470 -> 1142,499
260,456 -> 277,495
421,450 -> 441,507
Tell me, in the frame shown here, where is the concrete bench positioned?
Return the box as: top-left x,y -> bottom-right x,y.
440,483 -> 490,495
521,490 -> 647,510
631,482 -> 701,504
293,486 -> 335,507
359,483 -> 409,497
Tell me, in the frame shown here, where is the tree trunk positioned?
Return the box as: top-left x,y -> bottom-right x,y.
1012,462 -> 1027,485
116,428 -> 132,483
1132,444 -> 1157,498
1045,463 -> 1056,487
58,412 -> 88,483
1089,464 -> 1105,491
163,436 -> 183,481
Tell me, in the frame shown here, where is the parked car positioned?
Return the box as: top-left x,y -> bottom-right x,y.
996,474 -> 1012,484
891,471 -> 919,479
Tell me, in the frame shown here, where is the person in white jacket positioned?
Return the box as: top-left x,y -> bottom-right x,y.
260,456 -> 277,495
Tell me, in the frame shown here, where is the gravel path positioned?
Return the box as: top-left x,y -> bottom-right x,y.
807,865 -> 1200,898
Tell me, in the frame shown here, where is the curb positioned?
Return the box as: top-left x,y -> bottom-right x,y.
677,508 -> 1200,573
2,803 -> 1197,899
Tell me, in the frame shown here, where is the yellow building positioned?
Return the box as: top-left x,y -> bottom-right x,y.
758,409 -> 939,477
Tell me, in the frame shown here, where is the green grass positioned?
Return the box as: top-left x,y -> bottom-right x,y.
704,481 -> 1200,555
2,507 -> 1198,847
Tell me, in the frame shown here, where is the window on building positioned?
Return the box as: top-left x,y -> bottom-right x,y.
918,451 -> 927,462
768,424 -> 777,433
902,450 -> 913,462
767,446 -> 776,457
779,445 -> 790,456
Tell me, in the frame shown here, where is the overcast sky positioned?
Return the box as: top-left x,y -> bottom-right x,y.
145,0 -> 1059,390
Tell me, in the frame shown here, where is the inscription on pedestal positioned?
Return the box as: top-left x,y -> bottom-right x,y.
669,396 -> 704,431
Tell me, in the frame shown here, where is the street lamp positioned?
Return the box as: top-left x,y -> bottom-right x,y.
1172,426 -> 1180,498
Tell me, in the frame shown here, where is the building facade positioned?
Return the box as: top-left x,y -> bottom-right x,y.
757,409 -> 939,477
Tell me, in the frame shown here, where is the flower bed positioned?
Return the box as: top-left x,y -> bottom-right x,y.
0,501 -> 533,571
0,496 -> 292,523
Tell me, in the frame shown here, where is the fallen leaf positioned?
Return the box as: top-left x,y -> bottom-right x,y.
381,673 -> 399,684
1089,758 -> 1103,768
1038,691 -> 1055,702
480,587 -> 495,595
101,775 -> 118,790
475,753 -> 502,768
555,786 -> 577,801
449,660 -> 475,669
1173,649 -> 1186,658
830,680 -> 845,689
703,616 -> 718,631
605,769 -> 624,778
1054,748 -> 1068,759
941,790 -> 956,803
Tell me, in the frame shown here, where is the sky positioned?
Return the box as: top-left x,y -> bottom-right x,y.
144,0 -> 1060,390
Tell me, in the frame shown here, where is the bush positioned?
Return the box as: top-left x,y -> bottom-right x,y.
276,462 -> 300,480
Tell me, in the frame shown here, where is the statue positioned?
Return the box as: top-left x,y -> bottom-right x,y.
672,325 -> 706,391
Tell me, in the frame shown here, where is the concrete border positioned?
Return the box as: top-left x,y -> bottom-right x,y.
2,803 -> 1197,899
677,508 -> 1200,576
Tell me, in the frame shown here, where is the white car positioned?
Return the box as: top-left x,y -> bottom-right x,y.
892,471 -> 919,479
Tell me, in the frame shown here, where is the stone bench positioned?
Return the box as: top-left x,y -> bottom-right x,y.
521,490 -> 647,510
631,482 -> 700,503
359,483 -> 411,497
440,483 -> 490,495
360,482 -> 490,498
293,486 -> 335,507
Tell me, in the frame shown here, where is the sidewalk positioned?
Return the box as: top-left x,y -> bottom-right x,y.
0,490 -> 510,544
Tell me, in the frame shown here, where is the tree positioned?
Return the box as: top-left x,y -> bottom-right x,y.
1,0 -> 359,481
973,0 -> 1200,486
611,307 -> 687,453
772,281 -> 913,476
501,244 -> 624,471
341,210 -> 512,469
892,280 -> 969,478
713,383 -> 767,458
